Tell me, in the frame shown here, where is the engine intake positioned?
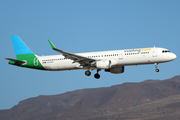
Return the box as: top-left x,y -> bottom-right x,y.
96,60 -> 111,69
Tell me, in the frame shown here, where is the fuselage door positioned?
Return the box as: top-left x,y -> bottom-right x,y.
152,48 -> 157,57
119,51 -> 123,60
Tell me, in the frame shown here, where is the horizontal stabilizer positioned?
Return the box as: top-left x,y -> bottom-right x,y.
4,58 -> 26,64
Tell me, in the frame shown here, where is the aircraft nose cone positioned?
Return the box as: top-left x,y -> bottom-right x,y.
172,53 -> 177,60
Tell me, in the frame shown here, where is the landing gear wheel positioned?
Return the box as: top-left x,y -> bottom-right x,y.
155,63 -> 159,73
94,73 -> 100,79
85,70 -> 91,76
155,69 -> 159,72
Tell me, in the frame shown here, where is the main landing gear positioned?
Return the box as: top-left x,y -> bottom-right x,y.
94,69 -> 101,79
85,70 -> 91,76
155,63 -> 159,72
85,69 -> 101,79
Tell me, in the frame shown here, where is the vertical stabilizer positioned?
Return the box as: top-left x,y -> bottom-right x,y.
11,36 -> 33,56
7,36 -> 45,70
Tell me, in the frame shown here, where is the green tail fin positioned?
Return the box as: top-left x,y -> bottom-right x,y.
6,36 -> 45,70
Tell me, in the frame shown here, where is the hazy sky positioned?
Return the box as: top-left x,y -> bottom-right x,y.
1,0 -> 180,110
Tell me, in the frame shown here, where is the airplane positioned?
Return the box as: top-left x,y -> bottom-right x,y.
5,36 -> 177,79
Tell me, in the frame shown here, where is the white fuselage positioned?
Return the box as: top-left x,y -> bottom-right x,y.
36,47 -> 177,71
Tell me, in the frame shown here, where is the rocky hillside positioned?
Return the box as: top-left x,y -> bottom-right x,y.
1,75 -> 180,120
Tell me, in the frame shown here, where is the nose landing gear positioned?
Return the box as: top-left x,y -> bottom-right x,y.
155,69 -> 159,72
155,63 -> 159,72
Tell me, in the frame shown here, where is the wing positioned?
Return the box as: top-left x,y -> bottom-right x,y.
48,40 -> 96,67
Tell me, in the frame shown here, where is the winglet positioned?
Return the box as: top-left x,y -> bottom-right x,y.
48,40 -> 56,50
48,40 -> 65,53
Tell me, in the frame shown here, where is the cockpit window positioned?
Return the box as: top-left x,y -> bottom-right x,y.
162,50 -> 170,53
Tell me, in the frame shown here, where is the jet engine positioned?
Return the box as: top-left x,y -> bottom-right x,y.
105,66 -> 125,74
96,60 -> 111,69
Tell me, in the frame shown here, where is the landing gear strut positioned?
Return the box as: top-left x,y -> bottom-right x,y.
155,63 -> 159,72
85,70 -> 91,76
94,69 -> 101,79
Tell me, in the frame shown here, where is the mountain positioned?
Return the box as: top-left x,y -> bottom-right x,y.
0,87 -> 108,120
0,110 -> 8,117
94,93 -> 180,120
55,75 -> 180,120
1,75 -> 180,120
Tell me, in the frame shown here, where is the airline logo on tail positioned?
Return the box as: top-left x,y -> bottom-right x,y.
5,36 -> 45,70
